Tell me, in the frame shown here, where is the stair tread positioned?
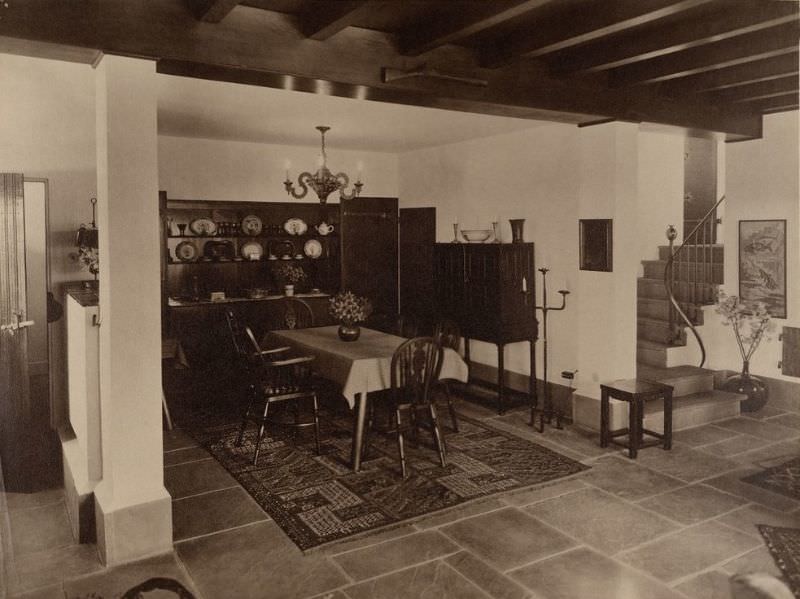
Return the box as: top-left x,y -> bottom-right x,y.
638,364 -> 713,380
637,339 -> 672,350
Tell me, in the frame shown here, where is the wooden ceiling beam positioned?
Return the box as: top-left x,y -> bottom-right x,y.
701,75 -> 798,104
188,0 -> 241,23
398,0 -> 554,57
0,0 -> 764,137
658,52 -> 798,95
299,1 -> 369,41
610,21 -> 800,86
550,1 -> 798,75
480,0 -> 716,68
740,92 -> 799,114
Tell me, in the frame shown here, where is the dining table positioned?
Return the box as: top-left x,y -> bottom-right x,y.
268,325 -> 469,472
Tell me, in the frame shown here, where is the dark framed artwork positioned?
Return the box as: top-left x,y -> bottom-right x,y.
579,219 -> 612,272
739,219 -> 786,318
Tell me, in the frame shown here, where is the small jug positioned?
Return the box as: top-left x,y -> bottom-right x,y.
315,222 -> 335,236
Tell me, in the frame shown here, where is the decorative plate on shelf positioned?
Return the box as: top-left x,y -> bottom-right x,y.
283,218 -> 308,236
304,239 -> 323,259
189,218 -> 217,236
241,241 -> 264,261
175,241 -> 198,262
240,214 -> 263,236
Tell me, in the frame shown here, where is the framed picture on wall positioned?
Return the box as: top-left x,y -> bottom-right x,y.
579,219 -> 612,272
739,219 -> 786,318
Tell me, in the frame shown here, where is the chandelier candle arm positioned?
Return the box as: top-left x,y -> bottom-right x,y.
283,126 -> 364,204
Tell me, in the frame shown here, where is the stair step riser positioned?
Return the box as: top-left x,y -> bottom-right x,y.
644,399 -> 740,431
637,346 -> 668,368
643,261 -> 724,284
658,245 -> 724,262
638,319 -> 686,345
637,279 -> 717,304
663,373 -> 714,397
637,300 -> 704,325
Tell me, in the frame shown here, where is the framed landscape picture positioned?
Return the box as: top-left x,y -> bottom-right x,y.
579,219 -> 612,272
739,219 -> 786,318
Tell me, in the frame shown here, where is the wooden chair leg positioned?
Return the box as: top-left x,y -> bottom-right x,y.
396,407 -> 408,478
236,385 -> 256,446
311,394 -> 321,456
252,401 -> 271,466
429,404 -> 447,468
444,383 -> 459,432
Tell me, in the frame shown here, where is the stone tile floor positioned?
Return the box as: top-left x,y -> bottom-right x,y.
4,399 -> 799,599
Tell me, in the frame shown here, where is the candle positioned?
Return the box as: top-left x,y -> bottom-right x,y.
283,159 -> 291,180
522,277 -> 527,292
356,160 -> 364,181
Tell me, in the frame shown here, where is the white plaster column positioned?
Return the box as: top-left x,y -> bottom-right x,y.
94,54 -> 171,565
573,122 -> 640,429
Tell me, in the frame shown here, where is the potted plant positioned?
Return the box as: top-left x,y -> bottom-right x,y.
274,263 -> 306,296
715,290 -> 774,412
329,291 -> 372,341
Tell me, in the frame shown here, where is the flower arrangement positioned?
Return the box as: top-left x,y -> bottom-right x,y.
274,263 -> 307,285
329,291 -> 372,325
77,245 -> 99,275
715,290 -> 773,364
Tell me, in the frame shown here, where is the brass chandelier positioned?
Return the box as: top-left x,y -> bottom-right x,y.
283,126 -> 363,204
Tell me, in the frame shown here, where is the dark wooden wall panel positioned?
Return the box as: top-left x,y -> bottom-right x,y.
782,326 -> 800,377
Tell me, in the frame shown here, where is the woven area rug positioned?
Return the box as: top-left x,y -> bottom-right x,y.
758,525 -> 800,598
742,457 -> 800,501
176,399 -> 588,551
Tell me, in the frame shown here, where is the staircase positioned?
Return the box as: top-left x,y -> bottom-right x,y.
635,199 -> 744,429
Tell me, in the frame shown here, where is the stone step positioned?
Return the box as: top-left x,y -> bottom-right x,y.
637,297 -> 704,325
636,339 -> 672,369
642,260 -> 724,284
637,278 -> 718,304
658,244 -> 724,262
637,364 -> 715,397
637,316 -> 686,346
643,389 -> 743,432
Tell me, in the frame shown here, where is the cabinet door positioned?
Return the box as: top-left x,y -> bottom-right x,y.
463,245 -> 501,340
499,244 -> 537,340
434,244 -> 465,325
340,197 -> 398,318
399,207 -> 436,328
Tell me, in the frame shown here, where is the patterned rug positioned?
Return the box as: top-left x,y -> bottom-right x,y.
742,457 -> 800,501
176,399 -> 588,551
758,525 -> 800,598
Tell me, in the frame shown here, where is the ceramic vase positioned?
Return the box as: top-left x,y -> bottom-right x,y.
509,219 -> 525,243
338,323 -> 360,342
721,360 -> 768,413
284,284 -> 294,297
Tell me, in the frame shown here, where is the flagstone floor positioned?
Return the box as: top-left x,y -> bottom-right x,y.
5,396 -> 800,599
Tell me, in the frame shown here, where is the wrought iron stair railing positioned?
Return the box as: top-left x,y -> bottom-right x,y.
664,195 -> 726,368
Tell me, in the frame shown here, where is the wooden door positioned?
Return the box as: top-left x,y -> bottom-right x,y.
340,197 -> 398,319
399,207 -> 435,330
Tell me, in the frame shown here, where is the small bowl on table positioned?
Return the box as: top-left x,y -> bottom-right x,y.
461,229 -> 493,243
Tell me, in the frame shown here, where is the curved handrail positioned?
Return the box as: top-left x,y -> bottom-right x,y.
664,195 -> 726,368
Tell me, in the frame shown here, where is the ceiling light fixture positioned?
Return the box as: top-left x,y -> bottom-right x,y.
283,126 -> 363,204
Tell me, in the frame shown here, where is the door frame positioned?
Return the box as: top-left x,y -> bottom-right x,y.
23,177 -> 55,425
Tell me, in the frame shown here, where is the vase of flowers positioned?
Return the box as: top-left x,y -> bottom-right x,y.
329,291 -> 372,341
715,291 -> 773,412
274,263 -> 306,296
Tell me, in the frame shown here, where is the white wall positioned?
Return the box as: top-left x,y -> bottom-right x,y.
637,131 -> 685,264
0,54 -> 98,425
399,124 -> 581,381
158,135 -> 399,201
704,111 -> 800,381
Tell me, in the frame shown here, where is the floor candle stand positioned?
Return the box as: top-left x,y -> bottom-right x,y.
530,267 -> 570,432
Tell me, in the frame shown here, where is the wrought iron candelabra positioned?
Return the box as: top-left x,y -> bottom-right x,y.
530,268 -> 570,432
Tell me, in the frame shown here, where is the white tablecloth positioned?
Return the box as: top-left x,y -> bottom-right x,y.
269,326 -> 469,408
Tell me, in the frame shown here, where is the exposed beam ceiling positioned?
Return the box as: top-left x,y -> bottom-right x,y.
190,0 -> 241,22
0,0 -> 796,140
299,1 -> 370,41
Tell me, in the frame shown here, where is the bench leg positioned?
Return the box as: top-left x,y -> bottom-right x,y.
600,388 -> 609,448
628,399 -> 639,459
663,389 -> 673,450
